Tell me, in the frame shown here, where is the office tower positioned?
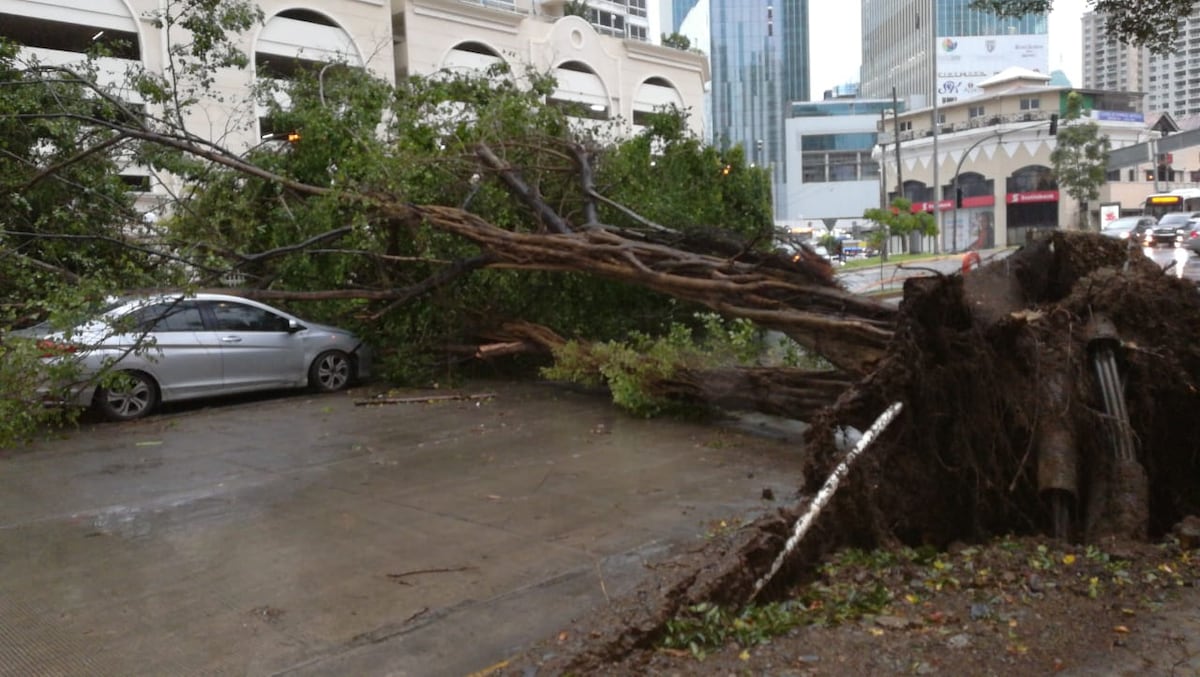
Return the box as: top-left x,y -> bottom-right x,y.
709,0 -> 809,217
671,0 -> 702,34
859,0 -> 1047,106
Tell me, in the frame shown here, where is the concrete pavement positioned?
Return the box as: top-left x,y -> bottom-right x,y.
0,382 -> 806,676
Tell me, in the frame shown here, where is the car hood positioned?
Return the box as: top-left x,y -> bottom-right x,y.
303,322 -> 360,341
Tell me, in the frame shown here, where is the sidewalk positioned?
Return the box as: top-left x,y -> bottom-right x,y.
839,248 -> 1011,295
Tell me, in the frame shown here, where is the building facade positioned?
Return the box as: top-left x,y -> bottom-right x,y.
876,69 -> 1146,251
399,0 -> 707,137
0,0 -> 709,213
708,0 -> 808,218
1142,5 -> 1200,118
1083,6 -> 1200,120
860,0 -> 1047,108
782,97 -> 890,222
0,0 -> 397,215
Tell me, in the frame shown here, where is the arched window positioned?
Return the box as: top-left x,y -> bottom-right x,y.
632,77 -> 684,126
549,61 -> 609,120
0,1 -> 140,60
902,180 -> 929,203
255,10 -> 362,80
1007,165 -> 1057,193
442,41 -> 507,74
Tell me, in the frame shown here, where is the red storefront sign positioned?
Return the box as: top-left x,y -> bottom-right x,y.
910,195 -> 995,211
1005,190 -> 1059,204
960,195 -> 995,208
911,200 -> 954,212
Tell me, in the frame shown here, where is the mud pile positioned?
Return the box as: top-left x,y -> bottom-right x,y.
806,231 -> 1200,548
501,232 -> 1200,674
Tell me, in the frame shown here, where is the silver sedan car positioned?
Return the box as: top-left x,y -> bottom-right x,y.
20,293 -> 370,421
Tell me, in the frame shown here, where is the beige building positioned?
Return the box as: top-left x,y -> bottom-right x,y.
0,0 -> 708,211
877,68 -> 1148,251
396,0 -> 707,136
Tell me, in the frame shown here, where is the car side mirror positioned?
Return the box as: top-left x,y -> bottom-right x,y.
288,319 -> 305,334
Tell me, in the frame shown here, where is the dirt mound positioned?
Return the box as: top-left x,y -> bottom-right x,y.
805,232 -> 1200,549
496,232 -> 1200,674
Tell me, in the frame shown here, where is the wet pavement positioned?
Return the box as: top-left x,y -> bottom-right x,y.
839,243 -> 1200,296
0,382 -> 806,676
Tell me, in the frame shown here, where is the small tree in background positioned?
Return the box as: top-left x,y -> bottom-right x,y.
1050,91 -> 1111,231
661,33 -> 692,51
862,198 -> 938,260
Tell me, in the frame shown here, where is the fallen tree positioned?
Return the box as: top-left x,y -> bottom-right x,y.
11,42 -> 1200,671
495,231 -> 1200,674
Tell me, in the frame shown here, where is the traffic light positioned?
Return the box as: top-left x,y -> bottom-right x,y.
1049,114 -> 1058,136
286,130 -> 301,143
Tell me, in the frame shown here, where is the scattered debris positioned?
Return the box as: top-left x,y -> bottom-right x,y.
248,605 -> 285,623
355,392 -> 496,406
385,566 -> 476,585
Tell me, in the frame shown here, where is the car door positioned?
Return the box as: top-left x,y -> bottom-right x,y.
117,300 -> 221,400
198,299 -> 307,391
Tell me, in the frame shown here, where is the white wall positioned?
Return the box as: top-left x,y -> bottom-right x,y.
783,113 -> 882,221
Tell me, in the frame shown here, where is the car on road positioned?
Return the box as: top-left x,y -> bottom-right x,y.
1149,212 -> 1200,247
1180,217 -> 1200,254
15,293 -> 370,421
1100,215 -> 1156,242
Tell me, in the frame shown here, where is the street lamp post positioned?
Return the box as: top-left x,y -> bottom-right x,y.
951,120 -> 1049,252
951,129 -> 1009,253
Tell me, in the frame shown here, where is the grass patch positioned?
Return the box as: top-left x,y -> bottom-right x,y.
838,252 -> 946,271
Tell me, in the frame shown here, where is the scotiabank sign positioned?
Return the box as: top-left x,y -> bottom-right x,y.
1006,190 -> 1059,204
911,200 -> 953,212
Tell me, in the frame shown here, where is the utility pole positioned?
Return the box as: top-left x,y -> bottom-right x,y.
892,87 -> 902,197
879,109 -> 888,208
929,0 -> 940,255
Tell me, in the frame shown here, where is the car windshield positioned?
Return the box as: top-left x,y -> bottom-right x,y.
1159,214 -> 1191,225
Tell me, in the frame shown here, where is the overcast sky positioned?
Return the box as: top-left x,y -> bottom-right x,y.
808,0 -> 1090,97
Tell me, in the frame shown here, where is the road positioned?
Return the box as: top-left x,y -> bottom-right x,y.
838,242 -> 1200,295
0,383 -> 805,676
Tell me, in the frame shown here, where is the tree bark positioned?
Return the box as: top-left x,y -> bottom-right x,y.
376,201 -> 896,376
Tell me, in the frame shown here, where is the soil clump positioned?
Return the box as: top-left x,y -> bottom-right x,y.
496,232 -> 1200,675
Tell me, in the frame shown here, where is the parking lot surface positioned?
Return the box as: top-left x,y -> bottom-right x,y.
0,382 -> 805,676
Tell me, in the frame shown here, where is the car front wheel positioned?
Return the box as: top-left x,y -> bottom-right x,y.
94,371 -> 159,422
309,350 -> 352,393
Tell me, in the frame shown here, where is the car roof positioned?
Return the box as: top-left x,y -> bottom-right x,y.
105,292 -> 281,314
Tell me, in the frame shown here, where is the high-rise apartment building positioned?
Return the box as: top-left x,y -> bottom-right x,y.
860,0 -> 1047,107
708,0 -> 809,217
1124,6 -> 1200,118
1080,11 -> 1143,94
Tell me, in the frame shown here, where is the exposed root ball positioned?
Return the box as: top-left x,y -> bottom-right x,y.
807,232 -> 1200,548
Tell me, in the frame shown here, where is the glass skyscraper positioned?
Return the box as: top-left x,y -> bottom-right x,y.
708,0 -> 810,217
860,0 -> 1046,105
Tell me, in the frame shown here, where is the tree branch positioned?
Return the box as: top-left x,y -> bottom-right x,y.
475,143 -> 573,234
0,249 -> 82,283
